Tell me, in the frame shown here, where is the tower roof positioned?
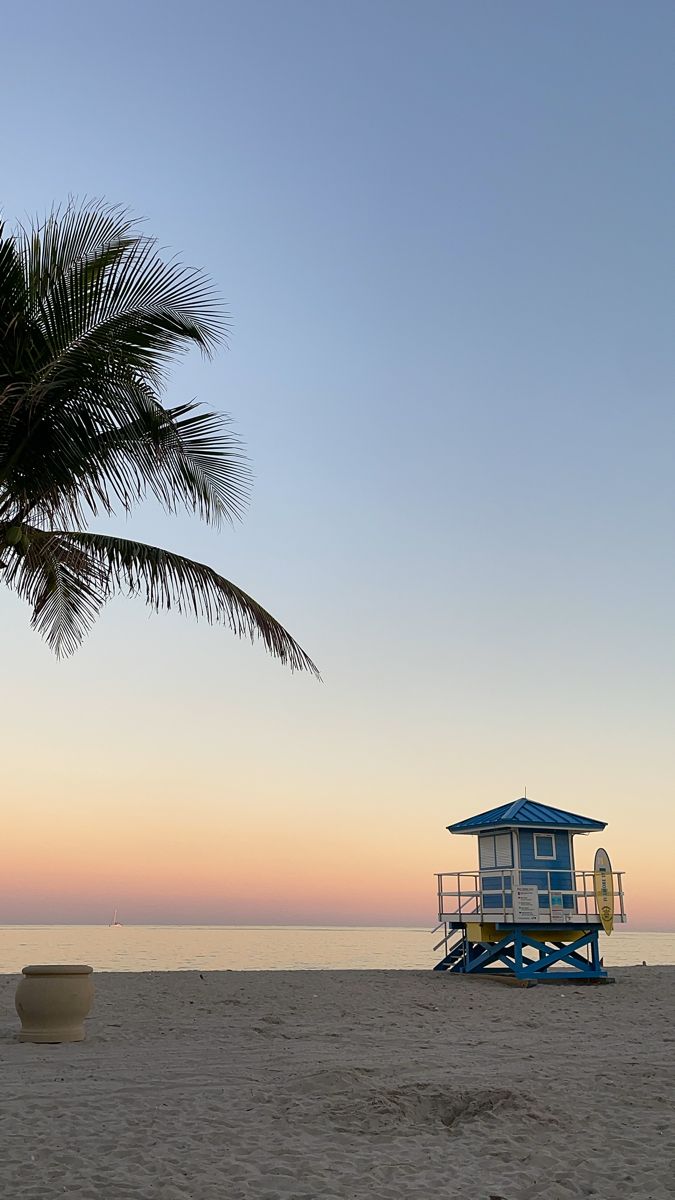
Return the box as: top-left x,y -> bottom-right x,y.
447,797 -> 606,834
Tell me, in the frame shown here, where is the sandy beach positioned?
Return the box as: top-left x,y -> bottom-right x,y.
1,967 -> 673,1199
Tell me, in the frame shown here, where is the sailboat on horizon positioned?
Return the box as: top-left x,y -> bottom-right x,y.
109,909 -> 123,927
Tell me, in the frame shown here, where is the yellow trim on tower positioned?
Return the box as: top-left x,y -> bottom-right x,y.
466,922 -> 500,942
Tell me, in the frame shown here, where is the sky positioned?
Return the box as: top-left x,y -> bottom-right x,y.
1,1 -> 674,928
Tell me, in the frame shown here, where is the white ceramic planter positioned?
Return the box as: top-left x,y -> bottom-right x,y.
15,964 -> 94,1043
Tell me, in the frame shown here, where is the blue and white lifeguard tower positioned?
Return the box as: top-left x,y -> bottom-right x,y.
433,797 -> 626,982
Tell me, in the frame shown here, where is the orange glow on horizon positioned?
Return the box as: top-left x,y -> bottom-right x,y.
3,782 -> 673,929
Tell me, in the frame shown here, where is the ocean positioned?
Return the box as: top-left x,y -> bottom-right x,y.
1,925 -> 674,973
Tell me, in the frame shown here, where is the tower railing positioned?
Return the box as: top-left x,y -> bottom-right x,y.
435,869 -> 626,925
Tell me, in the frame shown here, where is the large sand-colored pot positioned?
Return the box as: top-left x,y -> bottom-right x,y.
15,964 -> 94,1043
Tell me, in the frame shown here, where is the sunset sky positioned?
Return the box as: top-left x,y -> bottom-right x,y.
2,2 -> 674,929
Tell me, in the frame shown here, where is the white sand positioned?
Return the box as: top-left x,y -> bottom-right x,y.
1,967 -> 673,1199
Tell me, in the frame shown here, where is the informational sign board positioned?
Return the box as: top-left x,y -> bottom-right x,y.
513,884 -> 540,922
594,847 -> 614,935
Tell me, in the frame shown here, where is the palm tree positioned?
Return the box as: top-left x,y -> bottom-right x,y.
0,201 -> 318,674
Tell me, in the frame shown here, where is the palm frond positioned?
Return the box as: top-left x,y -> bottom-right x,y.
0,223 -> 33,404
1,374 -> 249,528
35,226 -> 226,392
17,200 -> 137,310
0,221 -> 29,339
0,200 -> 231,523
3,526 -> 106,656
76,531 -> 319,675
82,384 -> 250,525
144,399 -> 250,525
4,526 -> 320,674
0,200 -> 318,676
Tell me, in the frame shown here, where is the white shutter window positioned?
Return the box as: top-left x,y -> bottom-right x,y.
494,833 -> 512,867
479,836 -> 496,869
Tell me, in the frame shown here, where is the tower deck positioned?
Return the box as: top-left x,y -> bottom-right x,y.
436,867 -> 626,927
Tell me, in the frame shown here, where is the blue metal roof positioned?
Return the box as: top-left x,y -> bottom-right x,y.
448,797 -> 606,834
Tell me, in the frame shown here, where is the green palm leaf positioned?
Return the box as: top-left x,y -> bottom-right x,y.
3,527 -> 106,657
4,526 -> 319,674
0,200 -> 318,675
17,201 -> 137,310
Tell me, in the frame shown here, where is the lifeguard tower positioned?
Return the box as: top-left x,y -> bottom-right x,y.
433,797 -> 626,982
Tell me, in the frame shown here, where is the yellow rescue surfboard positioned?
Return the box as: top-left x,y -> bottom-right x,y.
594,847 -> 614,935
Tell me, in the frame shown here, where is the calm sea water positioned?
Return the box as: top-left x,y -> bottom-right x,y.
0,926 -> 673,973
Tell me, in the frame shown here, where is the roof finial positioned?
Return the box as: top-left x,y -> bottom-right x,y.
524,785 -> 527,799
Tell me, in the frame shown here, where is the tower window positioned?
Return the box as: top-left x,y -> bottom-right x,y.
479,832 -> 513,869
534,833 -> 555,860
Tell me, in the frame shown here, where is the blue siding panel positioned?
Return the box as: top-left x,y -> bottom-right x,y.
518,831 -> 571,870
519,831 -> 575,910
483,894 -> 513,909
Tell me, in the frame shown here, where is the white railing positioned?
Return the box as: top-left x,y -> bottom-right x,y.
436,869 -> 626,925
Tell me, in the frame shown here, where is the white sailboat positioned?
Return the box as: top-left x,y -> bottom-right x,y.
109,909 -> 123,927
